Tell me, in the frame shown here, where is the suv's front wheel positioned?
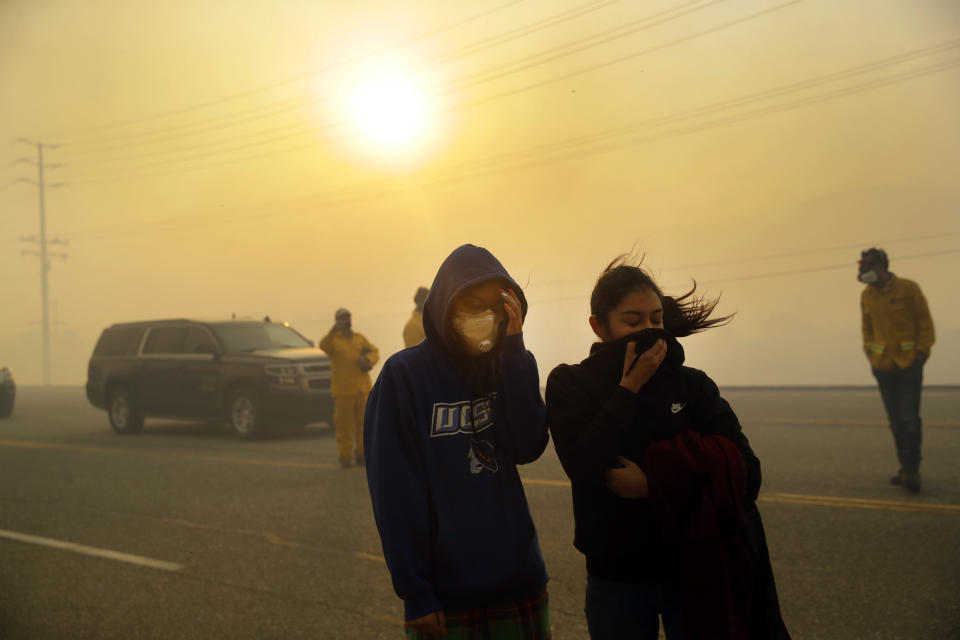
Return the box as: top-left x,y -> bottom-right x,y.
109,387 -> 144,434
227,389 -> 261,439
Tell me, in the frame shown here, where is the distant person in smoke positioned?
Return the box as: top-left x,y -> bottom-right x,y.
319,308 -> 379,468
858,248 -> 935,493
545,255 -> 789,640
403,286 -> 429,348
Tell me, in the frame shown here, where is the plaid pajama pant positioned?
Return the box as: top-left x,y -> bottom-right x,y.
405,589 -> 550,640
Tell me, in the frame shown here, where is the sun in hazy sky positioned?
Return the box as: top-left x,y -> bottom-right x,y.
338,61 -> 435,159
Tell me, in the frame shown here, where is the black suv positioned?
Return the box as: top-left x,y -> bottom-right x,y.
86,319 -> 333,438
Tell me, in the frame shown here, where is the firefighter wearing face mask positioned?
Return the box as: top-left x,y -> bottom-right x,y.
858,248 -> 935,493
319,308 -> 380,468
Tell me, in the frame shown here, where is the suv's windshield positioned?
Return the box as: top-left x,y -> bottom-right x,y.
212,324 -> 312,353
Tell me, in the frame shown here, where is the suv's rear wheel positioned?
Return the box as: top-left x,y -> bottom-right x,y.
227,389 -> 261,439
109,387 -> 144,434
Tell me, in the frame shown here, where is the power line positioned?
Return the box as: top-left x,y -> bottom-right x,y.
305,54 -> 960,203
441,38 -> 960,175
55,0 -> 722,172
528,230 -> 960,291
56,97 -> 335,158
55,0 -> 623,153
523,247 -> 960,306
44,0 -> 534,139
57,0 -> 804,184
669,231 -> 960,272
696,247 -> 960,286
60,122 -> 349,176
445,0 -> 803,113
419,57 -> 960,187
52,48 -> 960,237
436,0 -> 726,95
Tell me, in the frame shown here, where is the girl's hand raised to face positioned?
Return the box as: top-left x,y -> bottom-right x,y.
501,289 -> 524,336
619,339 -> 666,393
605,457 -> 649,499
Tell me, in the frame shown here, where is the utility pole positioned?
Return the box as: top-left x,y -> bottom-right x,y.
16,139 -> 67,385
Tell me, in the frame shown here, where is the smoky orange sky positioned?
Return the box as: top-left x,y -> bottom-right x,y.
1,0 -> 958,386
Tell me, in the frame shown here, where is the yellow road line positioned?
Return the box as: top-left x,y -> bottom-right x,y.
522,478 -> 572,487
0,439 -> 338,470
521,478 -> 958,515
770,492 -> 960,511
744,417 -> 960,427
759,496 -> 954,515
355,551 -> 387,564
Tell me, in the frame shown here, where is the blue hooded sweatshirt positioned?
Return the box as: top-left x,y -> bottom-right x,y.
364,244 -> 549,621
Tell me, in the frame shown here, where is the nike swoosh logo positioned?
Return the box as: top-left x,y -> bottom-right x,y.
671,403 -> 686,414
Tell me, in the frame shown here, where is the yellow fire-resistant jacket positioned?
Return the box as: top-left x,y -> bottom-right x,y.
861,275 -> 934,371
402,310 -> 425,348
318,330 -> 380,397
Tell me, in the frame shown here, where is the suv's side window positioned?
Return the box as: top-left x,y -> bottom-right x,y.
183,327 -> 217,355
142,327 -> 188,354
94,327 -> 146,356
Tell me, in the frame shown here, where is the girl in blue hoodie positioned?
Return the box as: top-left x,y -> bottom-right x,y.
364,244 -> 550,639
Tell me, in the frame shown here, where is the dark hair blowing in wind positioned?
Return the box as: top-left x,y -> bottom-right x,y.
590,255 -> 734,337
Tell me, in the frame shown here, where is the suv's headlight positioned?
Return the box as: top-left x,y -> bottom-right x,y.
265,365 -> 299,385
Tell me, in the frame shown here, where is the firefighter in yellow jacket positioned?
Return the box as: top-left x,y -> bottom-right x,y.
319,308 -> 379,467
402,287 -> 429,348
859,248 -> 934,493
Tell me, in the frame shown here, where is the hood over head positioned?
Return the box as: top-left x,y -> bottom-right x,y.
423,244 -> 528,355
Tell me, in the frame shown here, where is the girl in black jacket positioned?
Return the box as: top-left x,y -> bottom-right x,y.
545,257 -> 787,640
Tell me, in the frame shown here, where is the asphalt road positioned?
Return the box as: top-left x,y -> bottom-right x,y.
1,386 -> 958,639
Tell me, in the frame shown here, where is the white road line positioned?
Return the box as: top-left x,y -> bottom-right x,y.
0,529 -> 185,572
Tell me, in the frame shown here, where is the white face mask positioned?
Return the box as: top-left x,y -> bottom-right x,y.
451,310 -> 499,354
858,270 -> 879,285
